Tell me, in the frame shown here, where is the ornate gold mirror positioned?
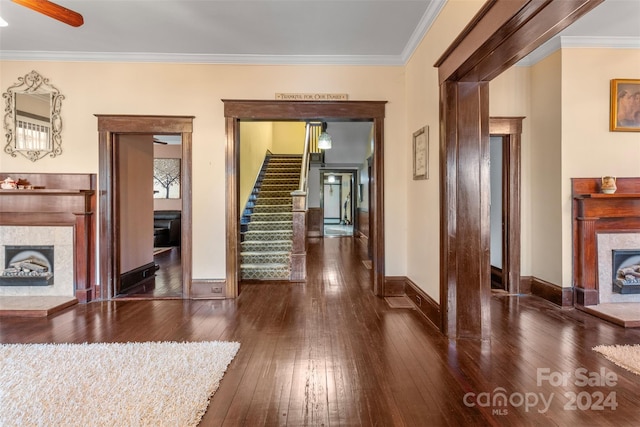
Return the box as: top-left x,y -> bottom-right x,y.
3,70 -> 64,162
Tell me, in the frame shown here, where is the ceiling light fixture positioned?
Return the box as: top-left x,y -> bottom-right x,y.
318,122 -> 332,150
0,15 -> 8,27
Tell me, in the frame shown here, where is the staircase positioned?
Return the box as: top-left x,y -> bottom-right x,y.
240,155 -> 302,280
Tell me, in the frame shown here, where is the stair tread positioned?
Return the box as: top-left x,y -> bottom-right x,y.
256,197 -> 292,200
241,263 -> 290,268
250,212 -> 293,216
244,229 -> 292,232
241,251 -> 290,255
250,221 -> 293,224
241,239 -> 292,243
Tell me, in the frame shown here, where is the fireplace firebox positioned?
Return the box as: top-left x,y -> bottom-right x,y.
0,245 -> 54,286
612,249 -> 640,294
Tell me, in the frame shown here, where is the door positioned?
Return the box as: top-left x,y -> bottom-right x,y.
116,134 -> 155,295
324,179 -> 342,224
489,117 -> 523,294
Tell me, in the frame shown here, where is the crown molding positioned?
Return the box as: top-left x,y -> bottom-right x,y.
2,36 -> 637,67
517,36 -> 640,66
401,0 -> 447,63
0,50 -> 405,66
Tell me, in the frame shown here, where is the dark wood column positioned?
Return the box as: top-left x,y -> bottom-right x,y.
435,0 -> 603,340
440,81 -> 491,340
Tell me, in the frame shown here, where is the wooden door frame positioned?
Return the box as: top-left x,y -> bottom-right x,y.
223,100 -> 386,297
490,117 -> 524,295
96,115 -> 194,300
435,0 -> 602,339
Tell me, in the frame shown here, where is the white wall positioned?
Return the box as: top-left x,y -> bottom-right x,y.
404,0 -> 485,300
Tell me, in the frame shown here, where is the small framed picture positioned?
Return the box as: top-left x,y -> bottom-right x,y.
413,126 -> 428,180
610,79 -> 640,132
153,158 -> 181,199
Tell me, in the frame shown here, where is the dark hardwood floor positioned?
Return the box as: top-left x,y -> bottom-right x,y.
2,238 -> 640,426
117,246 -> 183,299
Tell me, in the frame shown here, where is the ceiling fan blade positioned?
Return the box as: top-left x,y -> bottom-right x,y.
12,0 -> 84,27
153,139 -> 168,145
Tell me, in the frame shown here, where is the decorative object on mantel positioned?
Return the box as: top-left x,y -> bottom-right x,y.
0,177 -> 36,190
601,176 -> 617,194
2,70 -> 64,162
610,79 -> 640,132
1,177 -> 17,189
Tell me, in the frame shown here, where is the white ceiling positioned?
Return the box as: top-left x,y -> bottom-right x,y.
0,0 -> 638,65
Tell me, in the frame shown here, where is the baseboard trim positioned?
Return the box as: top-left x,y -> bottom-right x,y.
405,278 -> 441,329
519,275 -> 532,295
529,276 -> 574,307
383,274 -> 571,328
385,276 -> 441,330
191,279 -> 226,299
119,262 -> 157,294
383,276 -> 406,296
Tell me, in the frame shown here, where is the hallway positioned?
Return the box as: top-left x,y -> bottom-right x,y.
1,237 -> 640,425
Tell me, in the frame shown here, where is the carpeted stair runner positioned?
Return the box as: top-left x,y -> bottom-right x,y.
241,155 -> 301,280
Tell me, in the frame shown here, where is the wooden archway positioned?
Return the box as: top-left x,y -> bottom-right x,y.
435,0 -> 603,340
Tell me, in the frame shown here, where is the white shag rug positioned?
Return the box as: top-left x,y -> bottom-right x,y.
593,344 -> 640,376
0,341 -> 240,427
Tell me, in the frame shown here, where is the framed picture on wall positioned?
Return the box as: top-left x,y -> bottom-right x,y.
413,125 -> 428,180
610,79 -> 640,132
153,158 -> 181,198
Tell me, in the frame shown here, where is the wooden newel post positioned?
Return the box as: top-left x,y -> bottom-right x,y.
290,190 -> 307,281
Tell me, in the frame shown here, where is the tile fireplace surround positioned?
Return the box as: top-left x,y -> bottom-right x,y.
0,226 -> 74,297
0,173 -> 96,302
597,233 -> 640,304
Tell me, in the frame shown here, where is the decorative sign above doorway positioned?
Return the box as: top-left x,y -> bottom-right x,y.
275,93 -> 348,101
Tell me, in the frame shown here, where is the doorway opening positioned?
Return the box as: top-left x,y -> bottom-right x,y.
321,170 -> 357,237
223,100 -> 387,298
96,115 -> 194,301
488,117 -> 524,295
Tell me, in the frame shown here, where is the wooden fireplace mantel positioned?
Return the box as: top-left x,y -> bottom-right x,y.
572,178 -> 640,306
0,173 -> 96,302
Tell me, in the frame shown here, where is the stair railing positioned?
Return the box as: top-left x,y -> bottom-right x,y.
297,123 -> 309,195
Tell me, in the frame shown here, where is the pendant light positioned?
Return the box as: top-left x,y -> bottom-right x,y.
318,122 -> 332,150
